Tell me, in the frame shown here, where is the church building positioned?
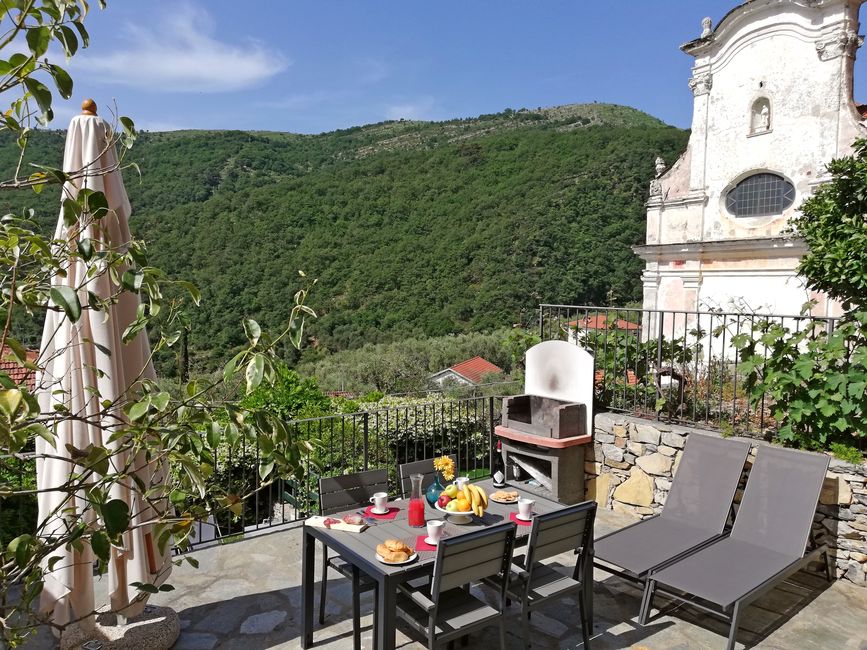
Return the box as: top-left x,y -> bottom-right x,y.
635,0 -> 863,322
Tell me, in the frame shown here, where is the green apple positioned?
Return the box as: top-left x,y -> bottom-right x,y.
445,500 -> 459,512
444,484 -> 458,499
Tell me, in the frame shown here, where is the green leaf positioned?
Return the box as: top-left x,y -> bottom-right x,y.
130,581 -> 159,594
259,460 -> 275,481
243,318 -> 261,346
128,397 -> 151,421
26,27 -> 50,58
48,64 -> 73,99
206,421 -> 220,449
91,530 -> 110,562
77,237 -> 94,261
245,353 -> 265,393
0,389 -> 22,416
50,286 -> 81,322
57,25 -> 79,58
152,392 -> 170,412
121,269 -> 144,292
23,77 -> 52,122
7,534 -> 32,569
101,499 -> 130,539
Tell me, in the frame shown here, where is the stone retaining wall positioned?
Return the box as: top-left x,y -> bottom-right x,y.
585,412 -> 867,587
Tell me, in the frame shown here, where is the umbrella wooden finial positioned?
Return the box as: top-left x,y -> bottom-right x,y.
81,98 -> 97,116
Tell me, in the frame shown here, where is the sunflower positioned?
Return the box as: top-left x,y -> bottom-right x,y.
433,455 -> 455,481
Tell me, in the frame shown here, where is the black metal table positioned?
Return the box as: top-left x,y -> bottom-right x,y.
301,477 -> 592,650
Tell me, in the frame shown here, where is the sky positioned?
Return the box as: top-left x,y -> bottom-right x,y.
48,0 -> 867,134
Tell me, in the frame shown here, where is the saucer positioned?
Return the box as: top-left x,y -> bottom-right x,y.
424,536 -> 440,546
370,507 -> 389,515
515,512 -> 534,522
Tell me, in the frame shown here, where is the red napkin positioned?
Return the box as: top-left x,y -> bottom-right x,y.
415,535 -> 439,552
509,512 -> 533,527
364,505 -> 400,520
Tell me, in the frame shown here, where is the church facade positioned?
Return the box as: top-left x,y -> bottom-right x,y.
635,0 -> 863,324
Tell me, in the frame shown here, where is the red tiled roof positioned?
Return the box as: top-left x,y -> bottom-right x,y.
0,347 -> 37,391
449,356 -> 504,384
567,314 -> 640,331
857,103 -> 867,119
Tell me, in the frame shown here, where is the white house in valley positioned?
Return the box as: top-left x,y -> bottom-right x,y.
635,0 -> 862,329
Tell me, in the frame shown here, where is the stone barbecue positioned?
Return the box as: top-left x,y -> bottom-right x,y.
496,341 -> 594,504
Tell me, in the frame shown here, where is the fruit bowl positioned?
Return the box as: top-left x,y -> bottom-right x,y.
434,501 -> 473,524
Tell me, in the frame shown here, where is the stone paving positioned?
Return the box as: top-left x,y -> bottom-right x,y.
24,507 -> 867,649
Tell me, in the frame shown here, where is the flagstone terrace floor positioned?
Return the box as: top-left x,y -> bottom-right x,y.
26,507 -> 867,649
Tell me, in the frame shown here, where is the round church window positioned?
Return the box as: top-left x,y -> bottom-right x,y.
725,172 -> 795,217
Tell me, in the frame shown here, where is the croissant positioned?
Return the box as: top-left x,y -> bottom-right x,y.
377,540 -> 413,562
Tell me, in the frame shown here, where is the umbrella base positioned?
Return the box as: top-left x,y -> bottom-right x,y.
60,605 -> 179,650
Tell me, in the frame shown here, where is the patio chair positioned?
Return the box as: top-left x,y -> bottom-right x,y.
396,521 -> 517,650
641,445 -> 833,650
594,434 -> 750,600
399,454 -> 457,497
318,468 -> 389,649
490,501 -> 597,648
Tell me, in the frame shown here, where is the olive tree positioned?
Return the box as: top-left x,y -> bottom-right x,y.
0,2 -> 316,644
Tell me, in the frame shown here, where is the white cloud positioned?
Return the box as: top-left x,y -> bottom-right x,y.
384,97 -> 438,121
257,91 -> 337,111
78,3 -> 288,93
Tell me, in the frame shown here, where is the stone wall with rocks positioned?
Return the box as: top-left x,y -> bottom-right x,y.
584,412 -> 867,587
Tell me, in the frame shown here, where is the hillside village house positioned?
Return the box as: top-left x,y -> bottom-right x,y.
429,356 -> 503,387
636,0 -> 861,332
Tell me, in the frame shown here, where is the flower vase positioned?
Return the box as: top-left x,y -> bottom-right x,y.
426,474 -> 446,506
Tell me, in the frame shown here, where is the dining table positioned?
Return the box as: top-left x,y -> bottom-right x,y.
300,477 -> 593,650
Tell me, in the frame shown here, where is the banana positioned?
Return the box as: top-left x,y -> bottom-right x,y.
467,484 -> 480,511
477,485 -> 488,510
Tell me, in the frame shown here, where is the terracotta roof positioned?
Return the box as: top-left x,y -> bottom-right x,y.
567,314 -> 640,331
857,104 -> 867,119
0,347 -> 38,391
448,356 -> 504,384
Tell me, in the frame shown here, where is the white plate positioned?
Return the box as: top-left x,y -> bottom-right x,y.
423,536 -> 440,546
376,552 -> 418,566
515,512 -> 534,522
369,507 -> 389,515
489,495 -> 519,505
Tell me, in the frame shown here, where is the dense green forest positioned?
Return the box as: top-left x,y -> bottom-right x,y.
0,103 -> 688,376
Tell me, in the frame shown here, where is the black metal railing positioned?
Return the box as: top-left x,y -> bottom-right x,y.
0,452 -> 38,548
191,394 -> 503,548
2,396 -> 505,550
539,304 -> 838,438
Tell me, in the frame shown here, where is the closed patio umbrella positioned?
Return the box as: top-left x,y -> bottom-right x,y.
35,99 -> 170,633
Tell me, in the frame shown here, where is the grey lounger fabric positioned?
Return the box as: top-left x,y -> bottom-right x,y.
595,434 -> 751,577
643,445 -> 832,650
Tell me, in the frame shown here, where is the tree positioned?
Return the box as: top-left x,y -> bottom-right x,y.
0,2 -> 316,645
733,139 -> 867,455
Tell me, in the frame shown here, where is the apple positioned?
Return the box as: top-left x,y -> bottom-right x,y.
444,484 -> 458,499
437,494 -> 452,508
446,500 -> 459,512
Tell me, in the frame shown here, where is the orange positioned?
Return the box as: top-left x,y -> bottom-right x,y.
456,498 -> 471,512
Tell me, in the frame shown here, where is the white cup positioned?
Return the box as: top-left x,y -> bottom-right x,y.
426,519 -> 445,544
518,498 -> 535,519
455,476 -> 470,491
369,492 -> 388,513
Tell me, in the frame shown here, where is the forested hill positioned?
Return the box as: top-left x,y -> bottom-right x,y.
0,103 -> 688,374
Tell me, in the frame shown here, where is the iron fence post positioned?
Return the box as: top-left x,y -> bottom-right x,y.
656,313 -> 665,422
488,396 -> 495,475
362,412 -> 369,471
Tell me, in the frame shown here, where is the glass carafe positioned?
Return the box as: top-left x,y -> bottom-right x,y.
408,473 -> 426,527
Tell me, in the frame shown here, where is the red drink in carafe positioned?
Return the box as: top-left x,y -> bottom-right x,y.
408,473 -> 426,527
408,497 -> 426,527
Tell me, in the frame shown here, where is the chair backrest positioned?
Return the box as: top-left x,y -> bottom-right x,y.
730,445 -> 830,558
318,468 -> 389,515
432,522 -> 516,595
398,455 -> 457,497
661,434 -> 751,533
525,501 -> 596,573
